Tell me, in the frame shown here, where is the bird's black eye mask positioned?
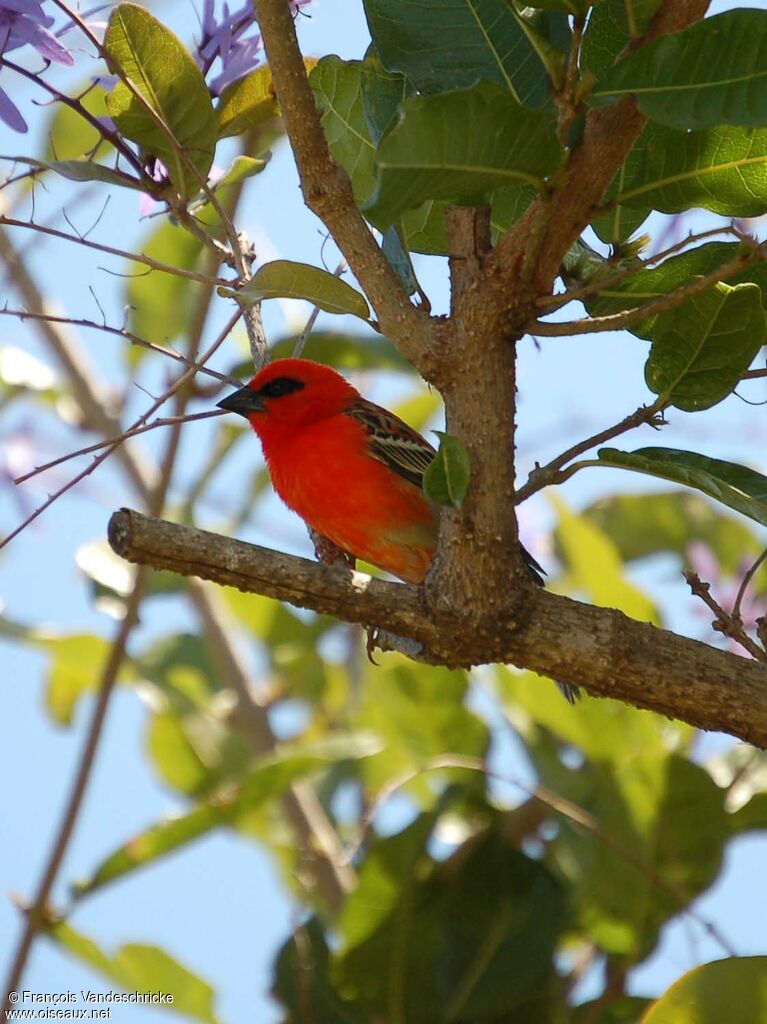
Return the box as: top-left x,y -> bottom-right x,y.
258,377 -> 306,399
216,377 -> 305,416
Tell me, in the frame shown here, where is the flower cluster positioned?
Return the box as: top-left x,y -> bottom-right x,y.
0,0 -> 73,131
196,0 -> 312,95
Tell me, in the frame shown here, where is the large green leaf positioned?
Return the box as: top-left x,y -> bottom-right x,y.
593,11 -> 767,130
310,57 -> 377,205
585,242 -> 767,338
72,735 -> 379,898
596,448 -> 767,528
38,633 -> 114,726
362,0 -> 552,105
220,260 -> 370,320
274,920 -> 360,1024
104,3 -> 217,198
582,0 -> 630,78
49,922 -> 220,1024
641,957 -> 767,1024
644,282 -> 764,411
217,65 -> 278,138
355,661 -> 488,800
612,123 -> 767,218
335,824 -> 566,1022
365,82 -> 563,229
583,491 -> 761,573
127,221 -> 203,354
552,496 -> 659,623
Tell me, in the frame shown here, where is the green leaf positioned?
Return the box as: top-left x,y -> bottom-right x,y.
423,431 -> 470,509
401,200 -> 449,255
362,0 -> 551,106
127,221 -> 203,352
355,662 -> 487,800
365,83 -> 563,230
216,65 -> 278,139
552,496 -> 659,623
34,633 -> 115,726
524,0 -> 591,13
49,922 -> 221,1024
593,11 -> 767,130
361,46 -> 411,144
73,735 -> 380,898
612,123 -> 767,218
104,3 -> 217,199
585,242 -> 767,338
644,282 -> 764,411
335,826 -> 567,1022
583,491 -> 761,573
582,0 -> 630,78
219,260 -> 371,320
4,156 -> 145,191
641,957 -> 767,1024
596,448 -> 767,528
209,155 -> 267,191
490,182 -> 538,241
274,919 -> 358,1024
44,83 -> 110,163
217,59 -> 316,142
268,331 -> 415,372
311,57 -> 377,205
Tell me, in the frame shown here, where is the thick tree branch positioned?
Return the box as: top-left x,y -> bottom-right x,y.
254,0 -> 434,368
109,510 -> 767,750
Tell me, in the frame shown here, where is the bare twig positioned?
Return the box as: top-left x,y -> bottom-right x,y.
515,402 -> 666,504
0,312 -> 241,551
733,548 -> 767,625
14,411 -> 225,485
2,569 -> 150,1017
534,225 -> 746,313
684,571 -> 767,662
527,243 -> 766,337
0,307 -> 240,384
0,215 -> 229,287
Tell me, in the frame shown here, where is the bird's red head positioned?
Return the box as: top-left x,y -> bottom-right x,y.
216,358 -> 360,440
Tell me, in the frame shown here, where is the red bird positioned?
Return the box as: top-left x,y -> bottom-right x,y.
217,358 -> 578,702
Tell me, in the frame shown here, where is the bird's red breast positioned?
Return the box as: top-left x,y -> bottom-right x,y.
219,358 -> 438,583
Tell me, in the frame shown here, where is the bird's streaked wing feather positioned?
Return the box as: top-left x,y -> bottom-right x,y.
345,399 -> 436,489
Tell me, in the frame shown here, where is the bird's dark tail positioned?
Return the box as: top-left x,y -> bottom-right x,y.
519,543 -> 582,704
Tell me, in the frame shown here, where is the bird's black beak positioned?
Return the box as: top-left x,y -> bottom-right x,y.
216,385 -> 264,418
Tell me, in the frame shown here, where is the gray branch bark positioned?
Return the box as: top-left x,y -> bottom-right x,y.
109,509 -> 767,750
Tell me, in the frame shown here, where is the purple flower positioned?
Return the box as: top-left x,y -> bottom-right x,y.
0,0 -> 73,132
196,0 -> 311,96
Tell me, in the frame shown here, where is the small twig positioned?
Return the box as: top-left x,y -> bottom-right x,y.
2,568 -> 149,1017
528,242 -> 765,337
0,215 -> 229,287
0,58 -> 146,177
684,571 -> 767,662
293,258 -> 347,358
0,311 -> 241,551
14,411 -> 225,485
534,225 -> 745,313
733,547 -> 767,623
515,402 -> 665,504
0,307 -> 239,384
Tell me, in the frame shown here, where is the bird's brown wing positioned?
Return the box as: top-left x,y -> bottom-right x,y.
344,398 -> 436,489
